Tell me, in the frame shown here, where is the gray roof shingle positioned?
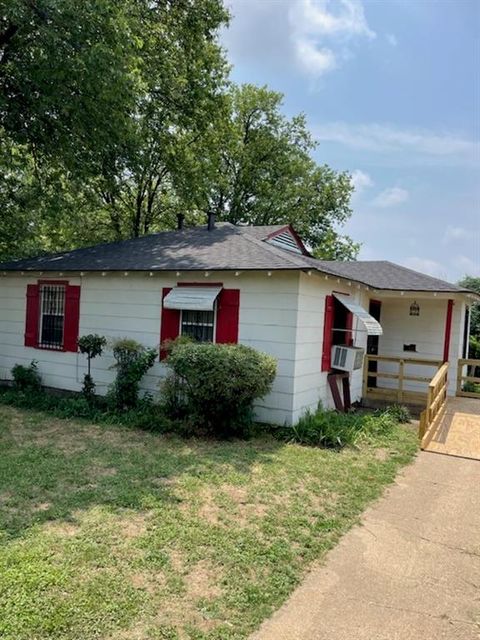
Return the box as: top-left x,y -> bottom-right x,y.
0,223 -> 473,295
304,258 -> 472,293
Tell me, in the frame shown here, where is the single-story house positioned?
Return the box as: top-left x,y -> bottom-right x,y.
0,216 -> 477,424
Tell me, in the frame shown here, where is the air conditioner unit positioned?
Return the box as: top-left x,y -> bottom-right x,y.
331,345 -> 365,372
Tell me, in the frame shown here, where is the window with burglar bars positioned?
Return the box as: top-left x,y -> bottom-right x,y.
39,284 -> 66,349
181,309 -> 215,342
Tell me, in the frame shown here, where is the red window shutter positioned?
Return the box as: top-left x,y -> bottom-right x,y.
64,285 -> 81,352
24,284 -> 40,347
215,289 -> 240,344
321,295 -> 335,372
160,287 -> 180,359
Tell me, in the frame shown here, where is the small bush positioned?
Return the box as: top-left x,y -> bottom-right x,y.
11,361 -> 42,391
285,409 -> 362,449
382,404 -> 411,424
0,386 -> 171,433
78,334 -> 107,401
281,405 -> 402,449
110,338 -> 157,410
463,381 -> 480,394
162,341 -> 277,437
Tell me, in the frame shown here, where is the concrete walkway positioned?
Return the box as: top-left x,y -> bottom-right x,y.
252,453 -> 480,640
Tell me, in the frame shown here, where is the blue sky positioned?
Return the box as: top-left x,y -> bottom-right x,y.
221,0 -> 480,282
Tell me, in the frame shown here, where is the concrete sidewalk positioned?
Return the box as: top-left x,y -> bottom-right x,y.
252,453 -> 480,640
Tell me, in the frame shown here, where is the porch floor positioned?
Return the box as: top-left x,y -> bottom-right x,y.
422,397 -> 480,461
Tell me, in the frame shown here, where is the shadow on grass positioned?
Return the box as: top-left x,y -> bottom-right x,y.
0,405 -> 284,540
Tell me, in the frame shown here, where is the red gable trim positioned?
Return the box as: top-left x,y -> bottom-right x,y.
265,225 -> 309,256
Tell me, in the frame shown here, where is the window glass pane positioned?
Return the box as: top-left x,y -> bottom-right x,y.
39,285 -> 65,349
181,310 -> 214,343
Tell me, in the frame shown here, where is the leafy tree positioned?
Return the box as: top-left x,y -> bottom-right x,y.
0,0 -> 140,174
0,0 -> 230,255
458,276 -> 480,358
0,8 -> 358,262
177,84 -> 358,259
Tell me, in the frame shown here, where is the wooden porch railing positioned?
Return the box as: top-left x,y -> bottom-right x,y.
456,358 -> 480,399
419,362 -> 449,441
363,355 -> 443,404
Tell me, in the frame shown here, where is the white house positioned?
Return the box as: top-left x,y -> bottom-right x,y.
0,218 -> 477,425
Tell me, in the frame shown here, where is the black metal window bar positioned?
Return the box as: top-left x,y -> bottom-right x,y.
181,310 -> 214,342
39,284 -> 66,349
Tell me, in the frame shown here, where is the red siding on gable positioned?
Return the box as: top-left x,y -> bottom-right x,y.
160,287 -> 180,359
321,295 -> 335,371
64,285 -> 81,352
215,289 -> 240,344
24,284 -> 40,347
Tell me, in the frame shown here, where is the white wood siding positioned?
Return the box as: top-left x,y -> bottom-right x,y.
374,296 -> 466,395
0,271 -> 300,425
290,273 -> 368,422
0,272 -> 469,425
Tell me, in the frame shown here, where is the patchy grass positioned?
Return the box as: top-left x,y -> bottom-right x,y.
0,405 -> 418,639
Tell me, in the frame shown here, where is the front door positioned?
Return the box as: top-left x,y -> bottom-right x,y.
367,300 -> 382,387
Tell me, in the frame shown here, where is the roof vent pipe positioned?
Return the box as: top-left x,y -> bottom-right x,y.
207,212 -> 215,231
177,213 -> 185,230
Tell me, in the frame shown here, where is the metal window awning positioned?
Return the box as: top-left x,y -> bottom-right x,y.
333,293 -> 383,336
163,286 -> 222,311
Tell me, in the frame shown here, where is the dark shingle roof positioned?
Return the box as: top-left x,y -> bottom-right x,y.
0,223 -> 473,295
0,223 -> 307,273
303,258 -> 472,293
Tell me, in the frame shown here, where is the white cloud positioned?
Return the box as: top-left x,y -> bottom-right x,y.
455,255 -> 480,277
289,0 -> 375,77
351,169 -> 374,195
372,186 -> 409,208
296,39 -> 337,75
386,33 -> 398,47
290,0 -> 375,39
443,226 -> 470,244
402,257 -> 447,280
313,122 -> 477,163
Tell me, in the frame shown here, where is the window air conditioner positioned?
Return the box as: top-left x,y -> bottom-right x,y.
331,345 -> 365,372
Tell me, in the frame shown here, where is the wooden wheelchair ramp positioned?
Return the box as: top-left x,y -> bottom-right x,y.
421,397 -> 480,460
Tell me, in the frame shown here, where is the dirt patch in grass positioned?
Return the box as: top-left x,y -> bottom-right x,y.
374,447 -> 391,461
130,570 -> 166,594
43,520 -> 79,537
185,559 -> 223,600
33,501 -> 52,512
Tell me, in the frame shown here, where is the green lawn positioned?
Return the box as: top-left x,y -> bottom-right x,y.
0,405 -> 417,640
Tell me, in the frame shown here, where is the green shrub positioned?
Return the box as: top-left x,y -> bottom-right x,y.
162,341 -> 277,437
463,381 -> 480,394
382,404 -> 411,424
284,409 -> 362,449
280,406 -> 401,449
0,386 -> 171,432
109,338 -> 158,410
78,334 -> 107,401
11,361 -> 42,391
